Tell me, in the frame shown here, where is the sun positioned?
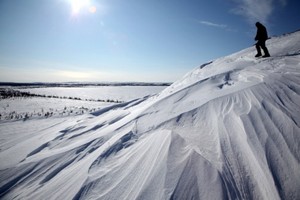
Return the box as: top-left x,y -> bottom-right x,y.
69,0 -> 96,15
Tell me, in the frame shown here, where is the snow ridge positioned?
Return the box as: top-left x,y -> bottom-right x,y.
1,31 -> 300,200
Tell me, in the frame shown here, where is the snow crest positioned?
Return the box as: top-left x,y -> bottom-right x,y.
1,31 -> 300,200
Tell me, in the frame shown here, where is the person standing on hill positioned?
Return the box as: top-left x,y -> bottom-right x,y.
254,22 -> 270,58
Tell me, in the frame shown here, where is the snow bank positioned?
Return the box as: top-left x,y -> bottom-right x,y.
1,31 -> 300,200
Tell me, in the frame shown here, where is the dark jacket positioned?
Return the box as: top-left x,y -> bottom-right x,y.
255,22 -> 268,41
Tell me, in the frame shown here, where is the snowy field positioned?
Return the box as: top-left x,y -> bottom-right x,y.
0,86 -> 166,120
1,31 -> 300,200
18,85 -> 167,102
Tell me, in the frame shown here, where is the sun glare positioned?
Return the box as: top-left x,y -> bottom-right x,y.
69,0 -> 96,15
89,6 -> 97,13
59,70 -> 91,79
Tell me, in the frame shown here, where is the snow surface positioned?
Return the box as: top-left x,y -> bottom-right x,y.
19,86 -> 166,102
1,31 -> 300,200
0,85 -> 165,120
0,97 -> 111,120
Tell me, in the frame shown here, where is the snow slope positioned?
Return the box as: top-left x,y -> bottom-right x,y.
1,31 -> 300,200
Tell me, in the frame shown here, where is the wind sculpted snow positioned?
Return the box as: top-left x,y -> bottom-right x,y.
1,31 -> 300,200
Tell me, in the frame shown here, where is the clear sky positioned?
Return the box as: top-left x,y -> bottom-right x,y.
0,0 -> 299,83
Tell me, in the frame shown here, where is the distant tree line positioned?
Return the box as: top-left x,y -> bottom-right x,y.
0,82 -> 171,87
0,88 -> 123,103
0,105 -> 100,121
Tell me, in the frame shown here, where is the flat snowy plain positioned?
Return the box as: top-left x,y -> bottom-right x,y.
18,85 -> 167,102
0,31 -> 300,200
0,86 -> 166,120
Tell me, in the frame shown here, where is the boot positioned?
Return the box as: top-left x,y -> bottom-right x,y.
255,53 -> 262,57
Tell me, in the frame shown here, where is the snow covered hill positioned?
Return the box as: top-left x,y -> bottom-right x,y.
1,31 -> 300,200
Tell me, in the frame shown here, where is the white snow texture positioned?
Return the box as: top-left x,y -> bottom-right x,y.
1,31 -> 300,200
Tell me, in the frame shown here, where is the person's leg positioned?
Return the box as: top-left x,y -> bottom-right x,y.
260,40 -> 270,57
255,42 -> 262,57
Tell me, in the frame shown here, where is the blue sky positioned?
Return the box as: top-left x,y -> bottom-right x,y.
0,0 -> 299,82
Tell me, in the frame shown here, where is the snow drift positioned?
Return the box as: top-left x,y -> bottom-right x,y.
1,31 -> 300,200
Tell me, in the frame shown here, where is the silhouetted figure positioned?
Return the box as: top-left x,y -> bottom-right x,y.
255,22 -> 270,57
